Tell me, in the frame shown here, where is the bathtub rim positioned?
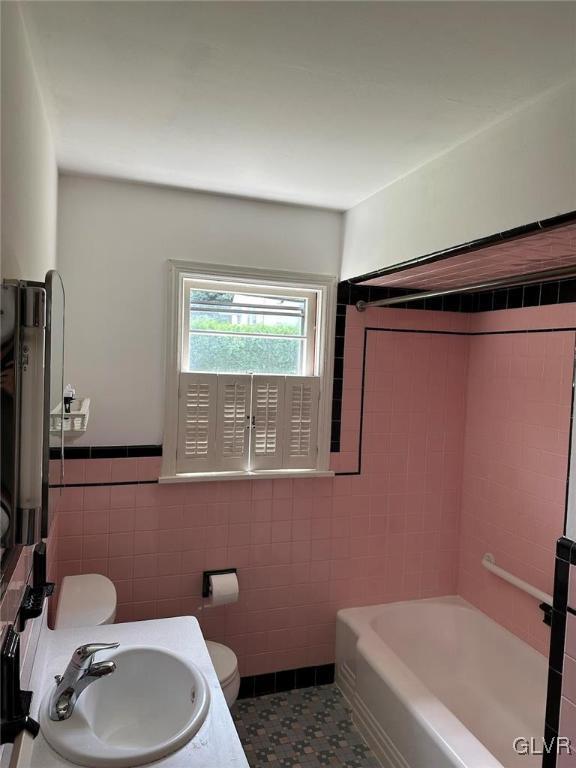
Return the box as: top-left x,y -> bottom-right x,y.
336,595 -> 546,768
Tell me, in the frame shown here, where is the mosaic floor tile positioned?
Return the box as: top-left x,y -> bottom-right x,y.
232,685 -> 380,768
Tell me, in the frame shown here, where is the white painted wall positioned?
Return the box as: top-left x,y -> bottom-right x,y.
341,81 -> 576,280
1,3 -> 57,281
57,174 -> 342,445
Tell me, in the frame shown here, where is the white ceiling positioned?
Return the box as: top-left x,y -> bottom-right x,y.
23,2 -> 576,210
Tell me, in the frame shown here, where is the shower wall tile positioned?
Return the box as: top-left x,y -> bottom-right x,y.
570,568 -> 576,611
458,325 -> 575,655
335,305 -> 470,473
567,614 -> 576,662
471,302 -> 576,334
85,459 -> 112,484
560,698 -> 576,759
564,654 -> 576,706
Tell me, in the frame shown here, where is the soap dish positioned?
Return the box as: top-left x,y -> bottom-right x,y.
50,397 -> 90,435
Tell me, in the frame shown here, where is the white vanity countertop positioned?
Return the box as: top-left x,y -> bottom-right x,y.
16,616 -> 249,768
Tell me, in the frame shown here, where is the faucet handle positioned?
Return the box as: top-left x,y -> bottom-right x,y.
72,642 -> 119,666
86,660 -> 116,678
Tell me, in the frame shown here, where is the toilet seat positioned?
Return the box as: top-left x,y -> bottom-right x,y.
55,574 -> 117,629
206,640 -> 240,707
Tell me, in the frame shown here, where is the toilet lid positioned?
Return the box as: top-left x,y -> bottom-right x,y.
206,640 -> 238,688
55,574 -> 117,629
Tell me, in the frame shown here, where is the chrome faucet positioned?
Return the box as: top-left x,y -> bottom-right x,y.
49,643 -> 119,721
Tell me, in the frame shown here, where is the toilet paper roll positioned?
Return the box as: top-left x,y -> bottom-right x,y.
207,572 -> 239,607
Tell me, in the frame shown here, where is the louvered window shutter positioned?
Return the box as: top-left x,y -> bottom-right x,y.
176,373 -> 217,472
250,376 -> 285,470
215,375 -> 251,471
282,377 -> 320,469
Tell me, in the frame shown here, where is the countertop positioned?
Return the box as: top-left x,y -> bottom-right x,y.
15,616 -> 249,768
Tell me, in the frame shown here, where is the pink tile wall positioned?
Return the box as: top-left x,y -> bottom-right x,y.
558,698 -> 576,766
564,653 -> 576,710
461,303 -> 576,655
50,302 -> 576,673
567,613 -> 576,667
458,328 -> 575,654
331,305 -> 470,473
570,566 -> 576,612
51,310 -> 469,676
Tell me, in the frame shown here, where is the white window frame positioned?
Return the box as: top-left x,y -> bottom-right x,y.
161,260 -> 337,482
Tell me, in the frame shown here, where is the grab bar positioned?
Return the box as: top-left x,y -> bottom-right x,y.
481,553 -> 553,606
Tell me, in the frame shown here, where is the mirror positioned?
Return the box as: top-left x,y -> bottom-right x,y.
42,270 -> 65,538
1,282 -> 20,588
1,276 -> 56,593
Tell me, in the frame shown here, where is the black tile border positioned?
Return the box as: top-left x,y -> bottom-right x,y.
549,607 -> 567,675
237,663 -> 335,700
545,537 -> 576,762
545,589 -> 567,768
557,537 -> 576,565
49,445 -> 162,461
543,722 -> 559,768
339,275 -> 576,316
49,480 -> 158,489
554,557 -> 570,615
48,445 -> 163,488
50,446 -> 90,460
253,672 -> 276,697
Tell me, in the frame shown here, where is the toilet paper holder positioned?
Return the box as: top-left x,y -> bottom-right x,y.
202,568 -> 238,599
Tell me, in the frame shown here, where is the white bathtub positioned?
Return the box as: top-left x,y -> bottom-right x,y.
336,596 -> 547,768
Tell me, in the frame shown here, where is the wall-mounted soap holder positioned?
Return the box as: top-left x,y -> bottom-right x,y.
50,397 -> 90,436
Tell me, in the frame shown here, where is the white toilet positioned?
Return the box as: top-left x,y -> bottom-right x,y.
205,640 -> 240,707
54,574 -> 117,629
54,574 -> 240,707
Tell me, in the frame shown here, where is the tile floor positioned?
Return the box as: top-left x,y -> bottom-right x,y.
232,684 -> 380,768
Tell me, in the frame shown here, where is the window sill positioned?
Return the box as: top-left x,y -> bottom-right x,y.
158,469 -> 335,484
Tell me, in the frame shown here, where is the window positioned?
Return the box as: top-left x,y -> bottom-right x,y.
162,262 -> 336,481
182,280 -> 317,376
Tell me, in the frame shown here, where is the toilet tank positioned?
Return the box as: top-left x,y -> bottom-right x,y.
54,574 -> 117,629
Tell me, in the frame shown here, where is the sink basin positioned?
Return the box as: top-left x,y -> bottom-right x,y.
40,645 -> 210,767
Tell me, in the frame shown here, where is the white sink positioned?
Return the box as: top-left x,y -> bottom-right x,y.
40,645 -> 210,767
